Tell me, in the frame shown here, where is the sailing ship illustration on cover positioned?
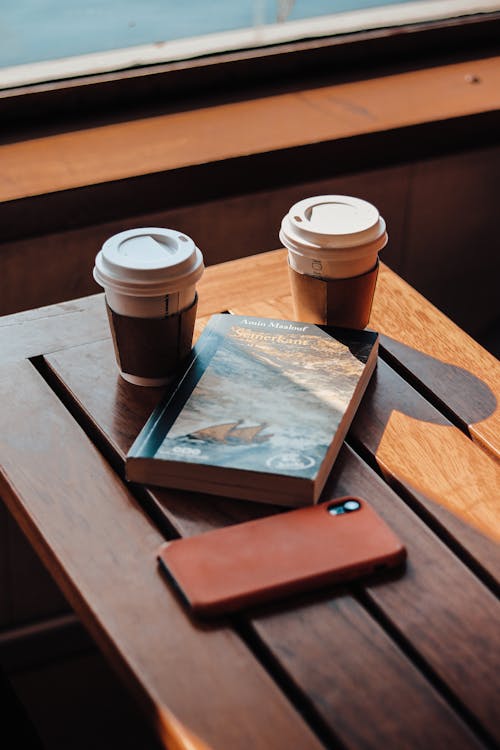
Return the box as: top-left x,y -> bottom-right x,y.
187,420 -> 272,445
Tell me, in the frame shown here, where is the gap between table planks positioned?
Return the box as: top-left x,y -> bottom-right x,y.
44,334 -> 499,748
0,360 -> 324,750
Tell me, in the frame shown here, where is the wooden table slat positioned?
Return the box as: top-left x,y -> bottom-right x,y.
0,360 -> 323,750
250,594 -> 483,750
349,360 -> 500,576
0,295 -> 109,364
372,264 -> 500,460
44,338 -> 500,746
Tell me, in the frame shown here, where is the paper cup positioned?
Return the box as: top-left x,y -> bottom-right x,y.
94,228 -> 204,385
280,195 -> 387,328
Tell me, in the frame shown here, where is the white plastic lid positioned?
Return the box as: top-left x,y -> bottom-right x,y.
280,195 -> 387,256
93,227 -> 204,296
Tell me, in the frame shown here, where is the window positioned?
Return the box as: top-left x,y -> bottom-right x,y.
1,0 -> 499,89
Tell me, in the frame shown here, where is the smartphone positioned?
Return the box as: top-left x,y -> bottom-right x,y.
158,497 -> 406,617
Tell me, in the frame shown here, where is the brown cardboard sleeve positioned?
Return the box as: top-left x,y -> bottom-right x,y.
106,294 -> 198,379
288,261 -> 379,329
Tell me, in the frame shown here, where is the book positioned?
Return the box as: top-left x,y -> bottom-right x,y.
126,315 -> 378,506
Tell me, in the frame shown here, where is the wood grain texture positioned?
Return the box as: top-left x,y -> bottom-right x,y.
1,57 -> 499,203
250,594 -> 482,750
372,264 -> 500,460
45,336 -> 499,746
205,249 -> 500,459
352,360 -> 500,541
0,360 -> 323,750
0,295 -> 109,364
199,251 -> 290,315
320,444 -> 500,743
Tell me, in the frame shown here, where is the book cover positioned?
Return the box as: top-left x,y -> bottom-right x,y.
126,315 -> 378,506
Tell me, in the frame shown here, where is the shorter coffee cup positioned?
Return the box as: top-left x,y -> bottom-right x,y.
280,195 -> 388,329
94,227 -> 204,386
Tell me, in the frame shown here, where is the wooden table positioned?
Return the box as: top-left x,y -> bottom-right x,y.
1,249 -> 499,750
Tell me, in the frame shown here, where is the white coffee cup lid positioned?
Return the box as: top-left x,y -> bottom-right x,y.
280,195 -> 387,255
93,228 -> 204,296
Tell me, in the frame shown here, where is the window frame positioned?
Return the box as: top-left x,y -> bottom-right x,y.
1,11 -> 500,128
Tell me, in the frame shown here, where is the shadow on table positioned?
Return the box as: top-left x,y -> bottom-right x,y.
347,339 -> 500,571
379,335 -> 497,430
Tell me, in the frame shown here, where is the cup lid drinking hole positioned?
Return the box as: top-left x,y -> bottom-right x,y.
93,227 -> 204,296
280,195 -> 387,255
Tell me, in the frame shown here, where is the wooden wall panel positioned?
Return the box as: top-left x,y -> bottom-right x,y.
402,145 -> 500,335
9,648 -> 164,750
0,499 -> 69,629
0,164 -> 408,316
6,512 -> 68,627
0,501 -> 10,626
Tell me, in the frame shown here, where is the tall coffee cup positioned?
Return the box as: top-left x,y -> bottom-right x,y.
280,195 -> 388,329
93,227 -> 204,386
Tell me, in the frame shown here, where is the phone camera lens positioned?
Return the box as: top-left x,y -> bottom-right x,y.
328,499 -> 361,516
343,500 -> 361,512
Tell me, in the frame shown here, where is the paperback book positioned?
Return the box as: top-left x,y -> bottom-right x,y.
126,315 -> 378,506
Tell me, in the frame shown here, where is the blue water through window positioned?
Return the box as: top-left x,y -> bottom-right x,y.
0,0 -> 424,68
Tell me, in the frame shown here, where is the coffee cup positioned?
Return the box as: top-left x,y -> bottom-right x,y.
93,227 -> 204,386
280,195 -> 388,329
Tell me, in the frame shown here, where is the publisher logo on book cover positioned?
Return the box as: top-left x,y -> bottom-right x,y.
266,452 -> 315,471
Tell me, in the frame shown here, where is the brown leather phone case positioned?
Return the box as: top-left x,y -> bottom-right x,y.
158,497 -> 406,617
